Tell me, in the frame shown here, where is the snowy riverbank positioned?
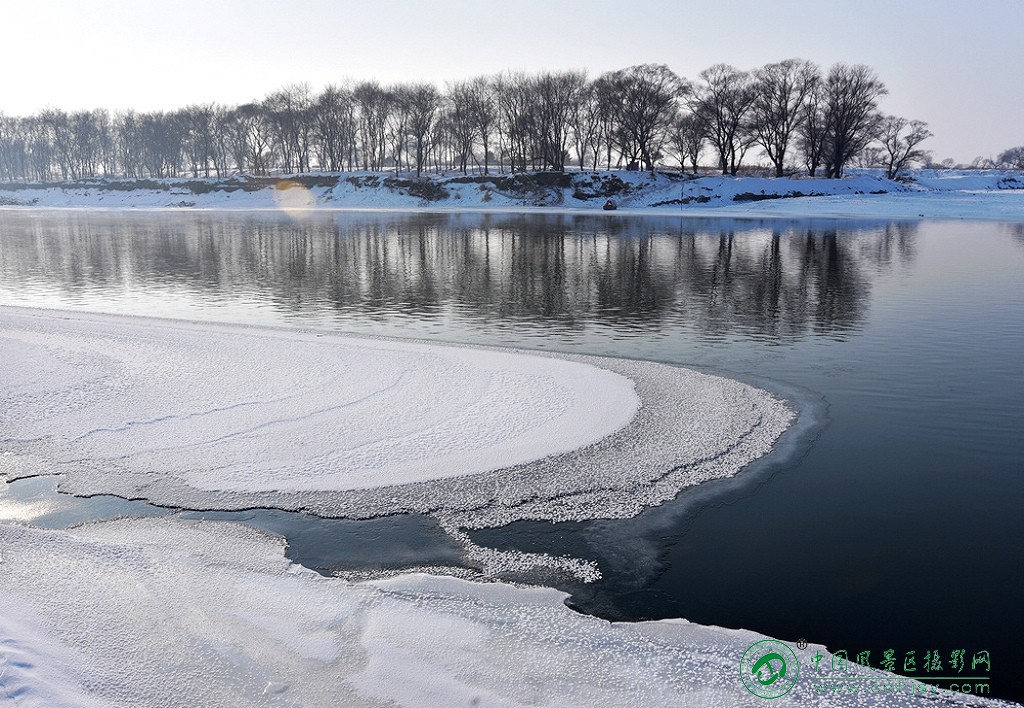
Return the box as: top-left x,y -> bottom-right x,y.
1,168 -> 1023,222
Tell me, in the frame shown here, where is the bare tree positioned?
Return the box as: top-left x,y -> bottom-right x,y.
354,82 -> 391,171
879,116 -> 932,179
534,70 -> 586,172
0,115 -> 17,180
590,74 -> 620,169
670,112 -> 707,174
40,109 -> 75,179
821,64 -> 887,178
445,80 -> 478,174
94,109 -> 117,176
312,85 -> 356,172
465,76 -> 497,174
0,115 -> 32,181
602,64 -> 684,173
495,72 -> 534,173
180,104 -> 216,177
853,145 -> 886,169
139,112 -> 184,178
569,82 -> 602,170
264,84 -> 314,173
232,104 -> 274,175
404,83 -> 440,177
209,105 -> 236,176
114,110 -> 143,178
68,110 -> 103,178
689,64 -> 756,175
750,59 -> 819,177
25,118 -> 55,180
797,83 -> 828,177
996,146 -> 1024,169
0,60 -> 920,183
385,84 -> 412,172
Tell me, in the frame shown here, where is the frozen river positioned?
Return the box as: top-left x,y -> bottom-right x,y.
1,210 -> 1021,703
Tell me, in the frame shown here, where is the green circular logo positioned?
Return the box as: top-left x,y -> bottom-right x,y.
740,639 -> 799,699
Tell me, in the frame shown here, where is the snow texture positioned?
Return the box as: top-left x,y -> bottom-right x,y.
0,307 -> 637,494
0,517 -> 1012,707
0,169 -> 1022,222
0,307 -> 792,543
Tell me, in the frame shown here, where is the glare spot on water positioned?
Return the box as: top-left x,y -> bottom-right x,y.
0,498 -> 57,524
272,180 -> 315,214
0,477 -> 59,524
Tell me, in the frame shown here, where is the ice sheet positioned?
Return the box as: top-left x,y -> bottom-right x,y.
0,518 -> 1010,707
0,307 -> 793,547
0,307 -> 637,493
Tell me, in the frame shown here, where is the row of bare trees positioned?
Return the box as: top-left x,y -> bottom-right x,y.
994,146 -> 1024,170
0,60 -> 931,183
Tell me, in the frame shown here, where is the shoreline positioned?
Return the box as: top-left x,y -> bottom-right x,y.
1,168 -> 1023,222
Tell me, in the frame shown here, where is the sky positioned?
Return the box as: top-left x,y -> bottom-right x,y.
2,0 -> 1020,164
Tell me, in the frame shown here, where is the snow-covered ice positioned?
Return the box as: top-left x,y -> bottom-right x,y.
0,307 -> 792,544
0,307 -> 638,494
0,517 -> 1011,707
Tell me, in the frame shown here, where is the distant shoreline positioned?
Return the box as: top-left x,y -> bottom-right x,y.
1,168 -> 1022,222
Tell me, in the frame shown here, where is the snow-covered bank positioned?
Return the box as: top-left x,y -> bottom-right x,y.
1,168 -> 1022,221
0,517 -> 1012,707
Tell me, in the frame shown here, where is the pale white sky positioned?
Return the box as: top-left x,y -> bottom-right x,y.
2,0 -> 1020,163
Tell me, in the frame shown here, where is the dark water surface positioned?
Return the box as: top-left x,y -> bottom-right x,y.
1,211 -> 1022,700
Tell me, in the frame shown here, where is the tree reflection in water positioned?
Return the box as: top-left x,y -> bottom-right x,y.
0,211 -> 919,345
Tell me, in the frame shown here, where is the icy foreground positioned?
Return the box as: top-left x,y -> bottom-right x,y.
0,517 -> 1012,708
0,307 -> 791,538
0,309 -> 1014,706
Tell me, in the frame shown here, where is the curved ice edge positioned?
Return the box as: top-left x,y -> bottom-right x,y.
0,517 -> 1010,708
44,345 -> 794,530
1,306 -> 793,582
1,304 -> 638,494
1,305 -> 794,582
